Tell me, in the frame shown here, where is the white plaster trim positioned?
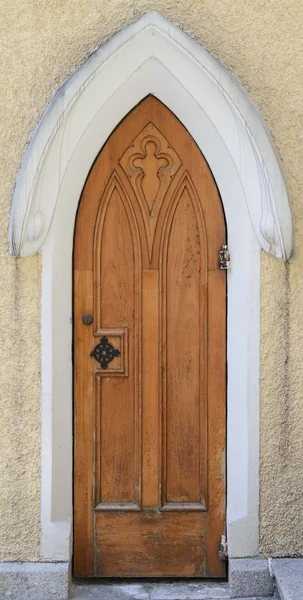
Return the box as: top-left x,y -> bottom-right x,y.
9,12 -> 293,259
9,11 -> 288,561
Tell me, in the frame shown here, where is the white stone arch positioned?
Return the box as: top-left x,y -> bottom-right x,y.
9,11 -> 294,562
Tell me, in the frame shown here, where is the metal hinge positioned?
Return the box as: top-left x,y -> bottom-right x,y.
219,245 -> 231,270
218,534 -> 228,561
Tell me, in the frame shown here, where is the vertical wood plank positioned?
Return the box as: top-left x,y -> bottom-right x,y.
73,269 -> 94,576
165,189 -> 201,505
206,268 -> 226,577
142,270 -> 159,508
99,190 -> 136,505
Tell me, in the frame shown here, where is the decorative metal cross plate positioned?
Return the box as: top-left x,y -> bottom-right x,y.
90,336 -> 121,369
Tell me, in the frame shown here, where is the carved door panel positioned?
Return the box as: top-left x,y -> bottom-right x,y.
74,96 -> 226,578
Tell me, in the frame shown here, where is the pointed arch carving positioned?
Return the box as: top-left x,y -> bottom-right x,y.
119,122 -> 181,216
93,170 -> 142,333
9,12 -> 293,259
160,171 -> 208,274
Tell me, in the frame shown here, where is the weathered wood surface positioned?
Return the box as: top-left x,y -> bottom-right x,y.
74,96 -> 226,578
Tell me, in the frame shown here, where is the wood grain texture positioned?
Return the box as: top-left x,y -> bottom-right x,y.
73,95 -> 226,578
73,269 -> 94,576
95,512 -> 206,577
162,184 -> 206,509
142,270 -> 160,508
97,185 -> 139,506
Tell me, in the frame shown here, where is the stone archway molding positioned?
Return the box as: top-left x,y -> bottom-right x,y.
9,11 -> 294,259
7,11 -> 294,590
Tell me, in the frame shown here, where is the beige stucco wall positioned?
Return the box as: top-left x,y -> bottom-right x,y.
0,0 -> 302,561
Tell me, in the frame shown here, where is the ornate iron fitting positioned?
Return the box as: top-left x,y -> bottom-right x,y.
219,245 -> 231,270
90,336 -> 120,369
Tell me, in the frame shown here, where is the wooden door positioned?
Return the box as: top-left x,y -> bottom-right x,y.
74,96 -> 226,578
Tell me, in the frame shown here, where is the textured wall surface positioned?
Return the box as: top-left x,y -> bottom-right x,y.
0,0 -> 302,560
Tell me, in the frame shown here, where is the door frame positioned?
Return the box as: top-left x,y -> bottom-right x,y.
9,12 -> 293,564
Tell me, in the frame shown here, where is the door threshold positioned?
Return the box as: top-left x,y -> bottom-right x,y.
72,578 -> 230,600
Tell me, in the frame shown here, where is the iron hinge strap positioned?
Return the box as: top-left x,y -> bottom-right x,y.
219,245 -> 231,270
218,534 -> 228,561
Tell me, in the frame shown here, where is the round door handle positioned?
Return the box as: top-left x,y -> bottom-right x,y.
82,313 -> 94,325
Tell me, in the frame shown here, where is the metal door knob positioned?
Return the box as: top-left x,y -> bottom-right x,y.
82,313 -> 94,325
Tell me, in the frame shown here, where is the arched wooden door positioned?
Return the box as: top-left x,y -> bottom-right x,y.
74,96 -> 226,578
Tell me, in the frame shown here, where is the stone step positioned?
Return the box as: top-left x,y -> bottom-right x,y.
72,581 -> 230,599
229,559 -> 274,598
72,580 -> 277,600
271,559 -> 303,600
